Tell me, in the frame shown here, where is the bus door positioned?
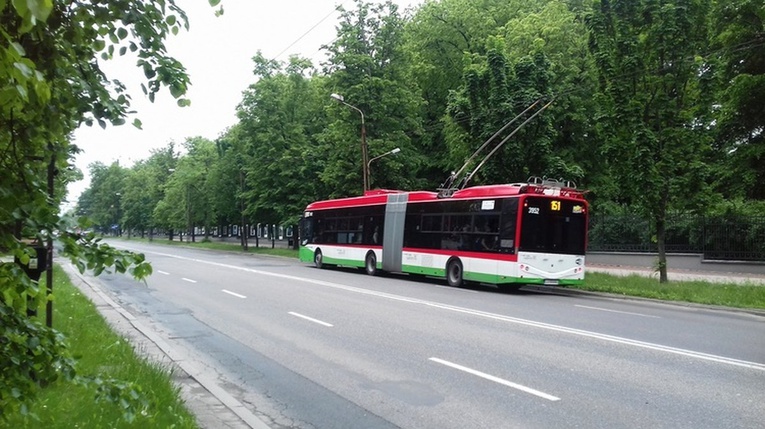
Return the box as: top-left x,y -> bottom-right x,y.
382,193 -> 408,272
300,211 -> 318,246
499,199 -> 519,253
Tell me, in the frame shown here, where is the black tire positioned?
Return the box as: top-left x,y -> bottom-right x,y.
446,258 -> 464,287
314,249 -> 324,269
365,251 -> 378,276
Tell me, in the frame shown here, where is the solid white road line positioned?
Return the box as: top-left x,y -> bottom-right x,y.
157,270 -> 170,275
288,312 -> 334,327
182,277 -> 197,283
430,357 -> 560,401
575,305 -> 661,318
222,289 -> 246,299
112,245 -> 765,372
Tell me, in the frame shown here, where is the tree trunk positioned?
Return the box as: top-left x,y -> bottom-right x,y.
241,222 -> 248,251
656,214 -> 668,283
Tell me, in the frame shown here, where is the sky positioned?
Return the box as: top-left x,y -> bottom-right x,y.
66,0 -> 423,210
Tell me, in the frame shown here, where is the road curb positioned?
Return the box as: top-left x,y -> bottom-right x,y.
62,263 -> 271,429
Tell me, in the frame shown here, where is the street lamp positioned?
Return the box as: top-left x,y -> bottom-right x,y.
367,148 -> 400,189
112,192 -> 121,236
330,93 -> 369,192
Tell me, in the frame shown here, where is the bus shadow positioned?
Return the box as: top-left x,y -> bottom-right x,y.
398,273 -> 571,297
317,265 -> 573,297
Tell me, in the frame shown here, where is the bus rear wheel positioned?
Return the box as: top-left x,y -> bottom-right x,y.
314,249 -> 324,269
446,258 -> 464,287
365,251 -> 378,276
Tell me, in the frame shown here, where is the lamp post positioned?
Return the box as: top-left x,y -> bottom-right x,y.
111,192 -> 121,236
330,93 -> 369,192
167,168 -> 176,241
240,169 -> 248,251
367,148 -> 400,189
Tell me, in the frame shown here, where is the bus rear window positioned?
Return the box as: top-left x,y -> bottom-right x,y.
519,197 -> 587,255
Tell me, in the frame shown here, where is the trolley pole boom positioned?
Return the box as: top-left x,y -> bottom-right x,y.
461,97 -> 556,190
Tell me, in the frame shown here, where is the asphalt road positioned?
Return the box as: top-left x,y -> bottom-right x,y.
87,241 -> 765,429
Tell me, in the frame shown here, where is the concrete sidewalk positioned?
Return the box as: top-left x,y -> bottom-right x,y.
587,263 -> 765,285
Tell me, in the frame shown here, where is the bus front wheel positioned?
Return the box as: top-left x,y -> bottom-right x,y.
446,258 -> 464,287
365,251 -> 378,276
314,249 -> 324,269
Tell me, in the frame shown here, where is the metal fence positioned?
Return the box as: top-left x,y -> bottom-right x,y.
588,214 -> 765,262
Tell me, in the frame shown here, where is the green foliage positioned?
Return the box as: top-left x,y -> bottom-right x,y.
76,162 -> 128,232
321,0 -> 426,194
0,300 -> 75,418
3,266 -> 197,427
235,56 -> 327,224
156,137 -> 217,238
58,229 -> 153,279
1,262 -> 149,422
0,0 -> 198,418
71,0 -> 764,262
445,48 -> 562,184
708,0 -> 765,199
587,0 -> 715,280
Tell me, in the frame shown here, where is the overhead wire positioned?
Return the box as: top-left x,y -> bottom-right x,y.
272,1 -> 349,61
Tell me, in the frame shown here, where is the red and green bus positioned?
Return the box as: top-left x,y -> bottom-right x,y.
298,180 -> 588,290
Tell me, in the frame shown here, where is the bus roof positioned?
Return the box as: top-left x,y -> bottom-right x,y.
305,183 -> 586,211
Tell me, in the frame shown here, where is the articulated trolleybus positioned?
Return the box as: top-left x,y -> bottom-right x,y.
298,178 -> 589,290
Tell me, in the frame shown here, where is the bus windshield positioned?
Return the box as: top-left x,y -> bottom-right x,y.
300,215 -> 314,246
519,197 -> 587,255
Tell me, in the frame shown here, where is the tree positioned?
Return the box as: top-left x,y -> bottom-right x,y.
1,0 -> 201,418
444,45 -> 562,185
209,126 -> 247,244
77,161 -> 128,234
158,137 -> 216,242
237,53 -> 327,227
587,0 -> 714,282
120,161 -> 161,238
403,0 -> 597,189
709,0 -> 765,199
320,0 -> 425,195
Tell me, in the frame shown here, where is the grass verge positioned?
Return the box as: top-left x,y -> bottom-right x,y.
117,235 -> 298,258
579,272 -> 765,309
4,265 -> 198,428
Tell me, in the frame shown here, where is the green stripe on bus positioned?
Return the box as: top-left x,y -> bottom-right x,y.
303,250 -> 583,287
401,264 -> 583,286
320,255 -> 364,268
299,247 -> 314,263
401,265 -> 444,277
